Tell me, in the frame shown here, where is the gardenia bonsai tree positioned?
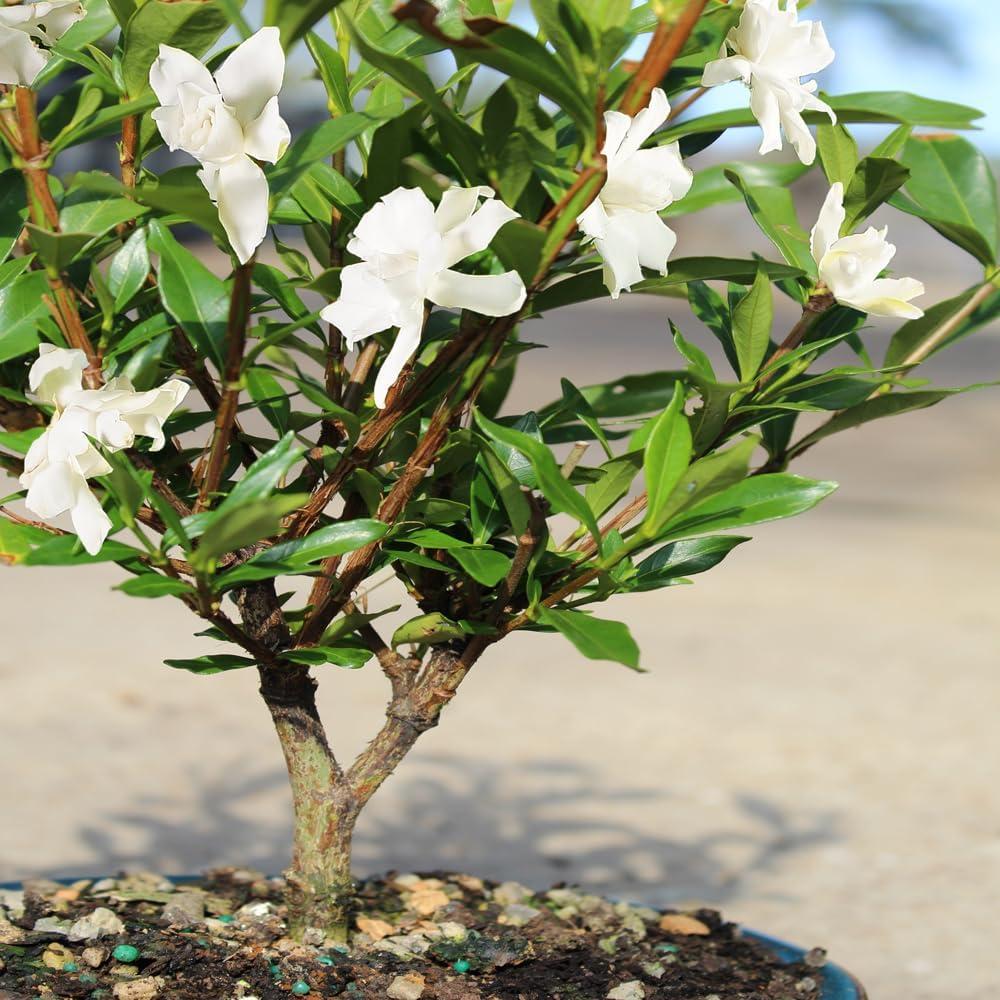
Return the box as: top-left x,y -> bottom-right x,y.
0,0 -> 997,945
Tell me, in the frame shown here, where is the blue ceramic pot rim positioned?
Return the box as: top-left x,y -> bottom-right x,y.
1,877 -> 866,999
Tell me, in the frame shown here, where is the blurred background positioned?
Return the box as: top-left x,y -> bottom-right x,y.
2,2 -> 999,999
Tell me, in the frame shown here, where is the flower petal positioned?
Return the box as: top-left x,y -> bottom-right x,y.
435,185 -> 494,233
749,80 -> 783,155
70,478 -> 112,555
440,194 -> 520,267
243,95 -> 290,163
322,262 -> 398,348
0,26 -> 48,85
427,269 -> 527,317
207,155 -> 269,264
372,306 -> 424,409
149,43 -> 217,108
214,26 -> 285,125
632,211 -> 679,275
593,211 -> 646,299
846,276 -> 925,319
29,344 -> 87,409
351,187 -> 438,261
614,87 -> 670,163
701,54 -> 752,88
810,182 -> 845,267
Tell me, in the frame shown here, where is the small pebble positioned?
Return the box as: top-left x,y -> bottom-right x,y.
386,973 -> 425,1000
291,981 -> 311,995
69,907 -> 125,942
607,982 -> 645,1000
804,947 -> 828,968
82,947 -> 107,968
63,961 -> 80,973
317,956 -> 335,966
657,913 -> 710,936
269,964 -> 281,976
111,977 -> 165,1000
452,959 -> 471,974
492,881 -> 533,906
42,943 -> 75,970
112,945 -> 141,963
655,943 -> 679,954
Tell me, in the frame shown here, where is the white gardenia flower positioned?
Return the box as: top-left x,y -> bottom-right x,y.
150,27 -> 290,264
810,182 -> 924,319
577,88 -> 693,299
322,185 -> 527,408
0,0 -> 84,85
20,345 -> 189,555
701,0 -> 835,165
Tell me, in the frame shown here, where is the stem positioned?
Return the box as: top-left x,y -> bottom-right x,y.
196,262 -> 253,510
14,86 -> 101,385
619,0 -> 710,116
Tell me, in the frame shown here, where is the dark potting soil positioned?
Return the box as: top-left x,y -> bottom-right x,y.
0,870 -> 831,999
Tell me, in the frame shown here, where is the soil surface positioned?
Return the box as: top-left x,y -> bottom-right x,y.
0,871 -> 829,999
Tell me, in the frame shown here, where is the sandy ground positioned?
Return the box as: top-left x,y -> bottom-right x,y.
2,204 -> 999,998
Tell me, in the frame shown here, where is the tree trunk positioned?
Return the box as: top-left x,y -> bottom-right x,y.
258,661 -> 357,941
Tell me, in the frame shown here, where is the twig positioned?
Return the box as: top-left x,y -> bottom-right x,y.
620,0 -> 710,116
196,262 -> 254,511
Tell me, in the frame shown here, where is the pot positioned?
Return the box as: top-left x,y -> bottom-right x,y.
0,879 -> 866,998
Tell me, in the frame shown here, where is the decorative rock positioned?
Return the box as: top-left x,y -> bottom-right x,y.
301,927 -> 325,947
161,894 -> 206,927
69,907 -> 126,941
435,922 -> 468,941
236,902 -> 273,921
82,947 -> 107,968
452,959 -> 471,974
33,916 -> 72,936
607,982 -> 645,1000
386,973 -> 426,999
0,916 -> 25,944
356,916 -> 394,941
407,888 -> 450,916
0,889 -> 25,917
796,977 -> 819,993
641,962 -> 666,979
453,874 -> 484,893
91,878 -> 118,893
657,913 -> 711,936
391,873 -> 422,890
804,947 -> 827,969
112,944 -> 141,964
291,981 -> 311,996
42,943 -> 75,970
111,977 -> 165,1000
492,881 -> 533,906
499,903 -> 541,927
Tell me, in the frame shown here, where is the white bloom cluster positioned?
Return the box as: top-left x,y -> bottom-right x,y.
20,347 -> 189,555
0,0 -> 83,86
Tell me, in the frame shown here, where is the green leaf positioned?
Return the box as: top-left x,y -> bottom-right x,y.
23,226 -> 94,271
585,451 -> 642,519
218,519 -> 388,586
724,169 -> 814,273
663,161 -> 809,219
264,0 -> 345,45
0,169 -> 28,263
165,654 -> 257,675
642,383 -> 692,537
533,257 -> 802,312
732,267 -> 774,382
306,32 -> 351,115
892,135 -> 998,266
0,519 -> 52,565
108,227 -> 150,310
392,612 -> 466,648
662,91 -> 984,144
193,494 -> 308,570
634,535 -> 749,588
60,191 -> 145,237
282,645 -> 371,669
451,546 -> 512,587
816,123 -> 859,188
475,410 -> 601,547
480,442 -> 531,537
147,219 -> 227,369
537,606 -> 640,670
0,268 -> 49,363
217,434 -> 305,510
121,0 -> 228,98
660,474 -> 836,540
841,157 -> 910,233
116,575 -> 195,598
268,113 -> 387,195
22,535 -> 144,566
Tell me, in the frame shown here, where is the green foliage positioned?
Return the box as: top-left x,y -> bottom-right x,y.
0,0 -> 993,694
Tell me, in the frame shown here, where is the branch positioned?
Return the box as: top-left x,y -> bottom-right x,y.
196,261 -> 253,511
619,0 -> 710,116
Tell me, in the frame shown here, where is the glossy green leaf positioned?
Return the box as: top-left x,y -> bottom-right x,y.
121,0 -> 228,98
642,383 -> 692,537
451,546 -> 512,587
475,410 -> 600,547
193,494 -> 309,570
108,227 -> 150,310
116,575 -> 195,598
732,268 -> 774,381
537,606 -> 640,670
217,434 -> 305,510
842,157 -> 910,232
264,0 -> 345,45
634,535 -> 749,588
147,219 -> 227,369
0,268 -> 49,364
816,123 -> 859,188
165,654 -> 257,675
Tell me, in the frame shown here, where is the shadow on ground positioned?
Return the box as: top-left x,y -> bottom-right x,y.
69,755 -> 838,908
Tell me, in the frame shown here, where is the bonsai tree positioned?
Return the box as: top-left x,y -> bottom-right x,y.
1,0 -> 997,946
